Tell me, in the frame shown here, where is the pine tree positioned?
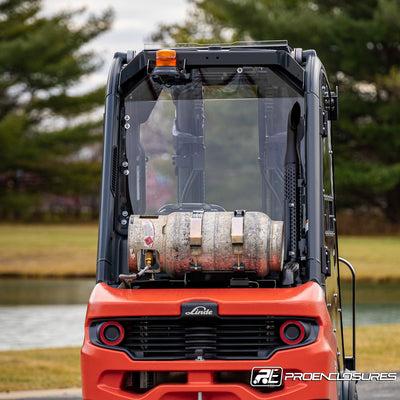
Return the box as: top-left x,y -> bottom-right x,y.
0,0 -> 113,220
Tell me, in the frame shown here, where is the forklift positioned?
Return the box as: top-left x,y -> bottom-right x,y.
81,41 -> 357,400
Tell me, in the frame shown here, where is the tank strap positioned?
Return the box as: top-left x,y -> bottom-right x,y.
189,210 -> 204,261
231,210 -> 245,255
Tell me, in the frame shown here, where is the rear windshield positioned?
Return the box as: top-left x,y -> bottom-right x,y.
123,66 -> 304,220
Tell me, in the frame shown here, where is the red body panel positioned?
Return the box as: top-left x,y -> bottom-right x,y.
81,281 -> 339,400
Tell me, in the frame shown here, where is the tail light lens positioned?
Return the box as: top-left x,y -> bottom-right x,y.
279,320 -> 309,345
98,321 -> 124,346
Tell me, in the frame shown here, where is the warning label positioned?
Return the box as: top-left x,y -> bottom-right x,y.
142,220 -> 155,248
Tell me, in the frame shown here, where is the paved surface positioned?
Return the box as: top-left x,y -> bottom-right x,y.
357,376 -> 400,399
0,376 -> 399,399
0,389 -> 81,400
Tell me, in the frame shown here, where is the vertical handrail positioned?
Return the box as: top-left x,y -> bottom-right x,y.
339,257 -> 356,370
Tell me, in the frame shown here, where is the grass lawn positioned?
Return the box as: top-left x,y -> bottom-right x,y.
343,324 -> 400,372
0,324 -> 399,392
0,224 -> 97,278
0,347 -> 81,392
339,235 -> 400,282
0,224 -> 399,281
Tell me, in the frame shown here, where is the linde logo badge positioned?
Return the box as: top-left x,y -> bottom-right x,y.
185,306 -> 214,316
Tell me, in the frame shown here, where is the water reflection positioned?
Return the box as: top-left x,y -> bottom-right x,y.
342,303 -> 400,327
0,279 -> 94,305
0,305 -> 87,350
0,279 -> 93,350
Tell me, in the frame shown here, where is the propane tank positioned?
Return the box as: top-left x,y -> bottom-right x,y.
127,211 -> 283,277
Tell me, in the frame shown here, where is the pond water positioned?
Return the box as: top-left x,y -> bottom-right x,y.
0,279 -> 94,305
0,279 -> 398,350
0,304 -> 87,350
0,279 -> 93,351
342,303 -> 400,327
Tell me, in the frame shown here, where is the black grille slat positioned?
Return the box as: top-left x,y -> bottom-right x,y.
218,341 -> 279,346
126,337 -> 185,342
137,350 -> 186,355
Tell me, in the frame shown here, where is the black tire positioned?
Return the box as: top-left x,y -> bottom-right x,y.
343,378 -> 358,400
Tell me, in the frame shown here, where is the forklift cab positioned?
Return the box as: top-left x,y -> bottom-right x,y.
83,41 -> 357,400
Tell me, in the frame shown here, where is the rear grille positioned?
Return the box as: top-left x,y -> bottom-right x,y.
90,316 -> 308,360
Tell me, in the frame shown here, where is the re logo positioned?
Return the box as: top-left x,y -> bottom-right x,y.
250,367 -> 283,387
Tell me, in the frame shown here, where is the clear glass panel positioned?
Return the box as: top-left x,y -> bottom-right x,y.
124,67 -> 304,220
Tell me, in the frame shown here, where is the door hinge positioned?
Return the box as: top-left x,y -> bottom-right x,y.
323,86 -> 339,121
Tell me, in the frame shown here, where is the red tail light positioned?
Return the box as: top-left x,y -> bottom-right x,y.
99,321 -> 124,346
279,320 -> 306,345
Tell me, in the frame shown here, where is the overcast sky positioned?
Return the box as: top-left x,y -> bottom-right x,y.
43,0 -> 190,90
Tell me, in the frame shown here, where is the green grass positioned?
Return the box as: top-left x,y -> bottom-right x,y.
339,235 -> 400,282
0,347 -> 81,392
0,325 -> 399,392
0,224 -> 97,278
343,324 -> 400,372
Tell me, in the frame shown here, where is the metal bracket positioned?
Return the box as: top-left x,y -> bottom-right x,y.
321,246 -> 332,277
323,86 -> 339,121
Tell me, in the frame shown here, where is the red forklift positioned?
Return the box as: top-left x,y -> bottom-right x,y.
81,41 -> 357,400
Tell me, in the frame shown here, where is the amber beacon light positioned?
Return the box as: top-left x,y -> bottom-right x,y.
156,49 -> 177,66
